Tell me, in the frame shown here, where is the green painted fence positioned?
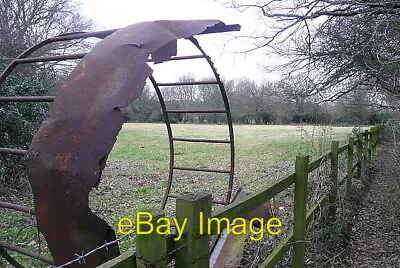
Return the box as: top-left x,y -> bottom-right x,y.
98,126 -> 382,268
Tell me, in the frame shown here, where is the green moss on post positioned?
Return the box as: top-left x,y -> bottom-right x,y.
363,131 -> 369,162
372,128 -> 377,156
136,210 -> 167,268
368,131 -> 372,162
377,126 -> 382,144
346,137 -> 354,200
175,192 -> 212,268
292,155 -> 309,268
329,141 -> 339,217
357,134 -> 363,179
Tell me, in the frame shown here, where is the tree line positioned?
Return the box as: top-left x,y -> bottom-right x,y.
123,73 -> 391,126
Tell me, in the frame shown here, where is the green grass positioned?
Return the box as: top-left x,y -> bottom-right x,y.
108,123 -> 355,177
94,123 -> 358,233
101,123 -> 358,256
1,123 -> 361,266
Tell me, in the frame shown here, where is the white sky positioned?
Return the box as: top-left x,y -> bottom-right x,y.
80,0 -> 281,83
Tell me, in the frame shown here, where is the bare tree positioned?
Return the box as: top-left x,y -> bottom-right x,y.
0,0 -> 93,59
225,0 -> 400,106
0,0 -> 93,188
164,73 -> 198,123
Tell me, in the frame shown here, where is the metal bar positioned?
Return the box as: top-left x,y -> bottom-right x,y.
166,109 -> 226,114
151,76 -> 176,210
49,29 -> 118,42
0,246 -> 24,268
211,200 -> 227,205
15,54 -> 206,64
0,148 -> 27,156
158,31 -> 238,209
0,24 -> 240,86
156,80 -> 218,86
148,54 -> 205,62
0,30 -> 117,86
173,166 -> 230,174
0,242 -> 54,265
189,36 -> 235,205
0,202 -> 35,215
15,53 -> 87,63
0,96 -> 55,102
171,138 -> 230,144
168,194 -> 226,205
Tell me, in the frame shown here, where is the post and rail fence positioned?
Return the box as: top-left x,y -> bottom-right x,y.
0,126 -> 382,267
95,125 -> 382,268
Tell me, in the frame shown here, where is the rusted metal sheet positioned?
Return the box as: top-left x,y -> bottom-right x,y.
210,189 -> 272,267
24,20 -> 233,267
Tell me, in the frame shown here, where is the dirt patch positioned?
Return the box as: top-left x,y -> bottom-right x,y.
343,141 -> 400,267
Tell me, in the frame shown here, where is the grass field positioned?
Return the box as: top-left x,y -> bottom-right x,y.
0,123 -> 360,266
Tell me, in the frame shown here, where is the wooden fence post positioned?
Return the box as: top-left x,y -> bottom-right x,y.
357,133 -> 363,179
346,137 -> 354,200
368,130 -> 372,162
364,130 -> 369,163
329,141 -> 339,217
377,126 -> 382,144
136,210 -> 167,268
175,192 -> 212,268
372,128 -> 377,156
292,155 -> 309,268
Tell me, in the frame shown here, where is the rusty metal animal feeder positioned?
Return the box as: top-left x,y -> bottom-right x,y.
0,20 -> 243,267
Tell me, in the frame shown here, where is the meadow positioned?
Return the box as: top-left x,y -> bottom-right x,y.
0,123 -> 359,266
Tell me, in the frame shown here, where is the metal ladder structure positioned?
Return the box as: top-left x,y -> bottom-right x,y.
0,23 -> 240,267
151,36 -> 235,209
0,28 -> 238,208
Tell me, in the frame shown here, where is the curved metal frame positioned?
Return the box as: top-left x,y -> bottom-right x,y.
151,37 -> 235,209
0,24 -> 239,265
0,30 -> 117,267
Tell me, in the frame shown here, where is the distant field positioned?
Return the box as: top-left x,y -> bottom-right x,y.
109,123 -> 356,176
98,123 -> 357,245
0,123 -> 360,266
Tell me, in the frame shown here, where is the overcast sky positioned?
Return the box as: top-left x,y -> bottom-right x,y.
80,0 -> 280,83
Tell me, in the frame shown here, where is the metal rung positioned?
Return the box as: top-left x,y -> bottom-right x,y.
173,167 -> 230,174
148,55 -> 205,62
157,80 -> 219,87
168,194 -> 226,205
172,138 -> 230,144
15,54 -> 206,64
0,201 -> 35,215
212,200 -> 227,205
15,53 -> 87,63
0,148 -> 27,155
166,109 -> 226,114
0,96 -> 55,102
0,242 -> 54,265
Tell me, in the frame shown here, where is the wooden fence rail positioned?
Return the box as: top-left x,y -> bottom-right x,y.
98,126 -> 382,268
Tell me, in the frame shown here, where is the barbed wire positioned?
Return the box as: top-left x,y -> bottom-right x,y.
56,163 -> 294,267
57,235 -> 132,268
56,162 -> 296,267
58,232 -> 211,267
